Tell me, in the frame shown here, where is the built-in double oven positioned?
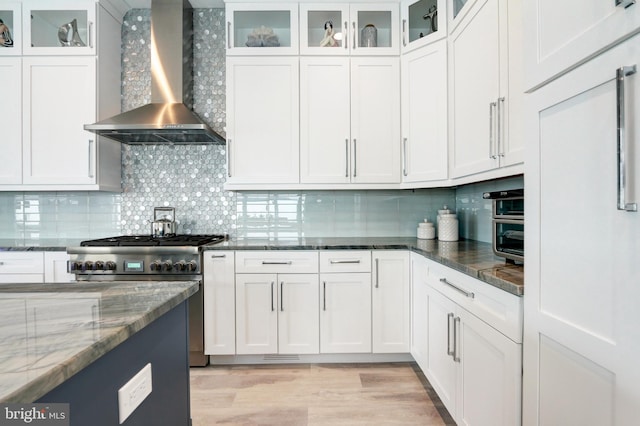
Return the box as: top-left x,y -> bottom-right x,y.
483,189 -> 524,264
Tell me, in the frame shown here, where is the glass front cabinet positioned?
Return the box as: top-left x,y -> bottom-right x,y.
22,0 -> 96,55
226,3 -> 299,55
401,0 -> 446,52
300,3 -> 399,55
0,3 -> 22,55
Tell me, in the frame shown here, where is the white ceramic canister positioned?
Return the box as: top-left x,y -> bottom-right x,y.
438,213 -> 459,241
417,220 -> 435,240
436,205 -> 452,228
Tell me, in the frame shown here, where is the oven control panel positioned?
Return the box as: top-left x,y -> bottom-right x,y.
68,254 -> 201,275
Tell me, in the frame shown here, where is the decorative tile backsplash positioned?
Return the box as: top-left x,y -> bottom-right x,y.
0,8 -> 521,243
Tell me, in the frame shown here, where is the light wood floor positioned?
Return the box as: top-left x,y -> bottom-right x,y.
190,363 -> 456,425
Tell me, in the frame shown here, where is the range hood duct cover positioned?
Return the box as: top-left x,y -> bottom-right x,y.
84,0 -> 224,144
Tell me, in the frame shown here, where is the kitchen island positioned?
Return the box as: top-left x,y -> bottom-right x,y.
0,280 -> 198,425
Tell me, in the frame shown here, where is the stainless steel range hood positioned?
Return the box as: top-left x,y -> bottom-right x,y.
84,0 -> 225,144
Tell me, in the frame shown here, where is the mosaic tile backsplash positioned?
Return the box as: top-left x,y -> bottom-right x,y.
0,8 -> 522,243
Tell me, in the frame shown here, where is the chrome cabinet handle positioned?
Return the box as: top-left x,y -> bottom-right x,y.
345,138 -> 349,177
375,258 -> 379,288
227,139 -> 232,177
497,97 -> 505,157
403,137 -> 408,177
210,254 -> 226,258
353,139 -> 357,177
352,22 -> 356,50
280,282 -> 284,311
489,102 -> 497,159
330,259 -> 361,264
344,21 -> 348,50
617,65 -> 638,212
227,22 -> 232,49
616,0 -> 636,8
88,140 -> 95,178
453,316 -> 461,362
271,281 -> 275,311
89,22 -> 94,48
402,19 -> 407,47
262,261 -> 292,265
446,313 -> 454,356
323,281 -> 327,311
440,278 -> 475,299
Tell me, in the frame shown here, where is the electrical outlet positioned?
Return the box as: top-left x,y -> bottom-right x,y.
118,363 -> 153,424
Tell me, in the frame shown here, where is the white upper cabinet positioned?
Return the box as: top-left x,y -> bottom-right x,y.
300,56 -> 401,185
226,56 -> 300,185
523,0 -> 640,91
22,0 -> 97,56
0,3 -> 22,55
0,57 -> 22,185
449,0 -> 523,182
401,38 -> 448,184
300,3 -> 399,56
226,2 -> 299,55
400,0 -> 446,53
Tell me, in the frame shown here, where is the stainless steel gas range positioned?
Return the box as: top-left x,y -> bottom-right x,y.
67,234 -> 227,367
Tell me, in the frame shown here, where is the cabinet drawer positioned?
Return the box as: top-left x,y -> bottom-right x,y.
426,259 -> 522,343
235,251 -> 318,273
320,251 -> 371,273
0,252 -> 45,283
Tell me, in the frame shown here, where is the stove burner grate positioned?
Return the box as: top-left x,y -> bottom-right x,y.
80,234 -> 226,247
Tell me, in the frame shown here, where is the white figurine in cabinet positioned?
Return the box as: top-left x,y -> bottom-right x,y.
320,20 -> 337,47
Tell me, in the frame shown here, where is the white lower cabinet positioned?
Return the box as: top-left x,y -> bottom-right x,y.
203,251 -> 236,355
372,250 -> 410,353
0,252 -> 44,283
320,272 -> 371,353
319,250 -> 372,354
410,252 -> 429,374
418,258 -> 523,425
235,273 -> 319,355
44,252 -> 75,283
234,251 -> 320,355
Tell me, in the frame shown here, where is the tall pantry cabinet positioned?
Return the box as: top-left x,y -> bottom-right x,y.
523,1 -> 640,425
0,0 -> 121,191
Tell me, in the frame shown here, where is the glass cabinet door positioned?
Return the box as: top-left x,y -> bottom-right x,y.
226,3 -> 299,55
0,3 -> 21,56
401,0 -> 446,52
300,4 -> 350,55
350,3 -> 399,55
22,1 -> 96,55
449,0 -> 472,32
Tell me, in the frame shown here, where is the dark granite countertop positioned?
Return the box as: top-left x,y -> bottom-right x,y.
205,237 -> 524,297
0,239 -> 83,251
0,281 -> 199,403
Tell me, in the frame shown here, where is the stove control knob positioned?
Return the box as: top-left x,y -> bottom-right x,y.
83,261 -> 94,272
150,261 -> 162,271
105,261 -> 117,271
94,261 -> 105,270
69,261 -> 83,272
173,261 -> 187,272
186,261 -> 198,272
162,260 -> 173,272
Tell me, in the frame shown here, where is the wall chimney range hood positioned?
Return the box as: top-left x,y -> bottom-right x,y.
84,0 -> 225,144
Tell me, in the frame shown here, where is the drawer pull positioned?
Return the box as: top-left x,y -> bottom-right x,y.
446,313 -> 454,356
440,278 -> 475,299
262,261 -> 292,265
210,254 -> 226,258
329,259 -> 361,264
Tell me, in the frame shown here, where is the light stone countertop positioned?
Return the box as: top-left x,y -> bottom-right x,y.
0,280 -> 199,403
205,237 -> 524,296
